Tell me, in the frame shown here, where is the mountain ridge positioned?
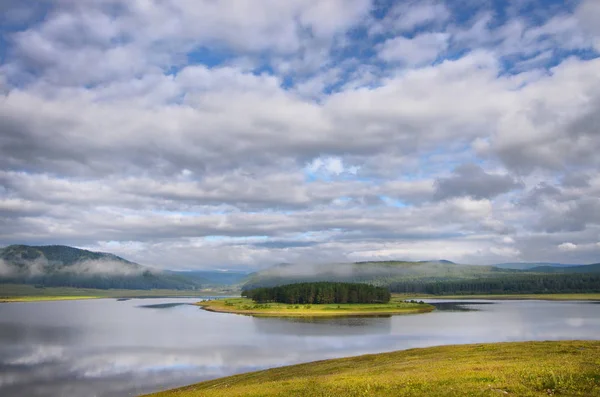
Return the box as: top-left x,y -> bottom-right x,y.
0,244 -> 201,290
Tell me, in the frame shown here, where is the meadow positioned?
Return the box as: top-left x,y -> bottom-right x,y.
145,340 -> 600,397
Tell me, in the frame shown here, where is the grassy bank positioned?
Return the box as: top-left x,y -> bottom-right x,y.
393,293 -> 600,301
0,283 -> 238,303
197,296 -> 434,317
144,340 -> 600,397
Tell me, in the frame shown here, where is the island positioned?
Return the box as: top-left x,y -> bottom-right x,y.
197,282 -> 434,317
144,340 -> 600,397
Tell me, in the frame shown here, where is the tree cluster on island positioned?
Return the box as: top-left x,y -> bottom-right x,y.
242,282 -> 391,304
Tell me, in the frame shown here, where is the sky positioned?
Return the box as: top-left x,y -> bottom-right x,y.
0,0 -> 599,270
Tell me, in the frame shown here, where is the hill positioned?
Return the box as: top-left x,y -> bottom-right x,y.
242,260 -> 600,295
167,270 -> 249,286
528,263 -> 600,273
145,341 -> 600,397
494,262 -> 583,270
0,245 -> 202,290
241,260 -> 514,290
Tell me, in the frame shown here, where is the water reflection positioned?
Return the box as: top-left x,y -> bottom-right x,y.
252,316 -> 392,336
0,298 -> 599,397
428,301 -> 494,312
137,303 -> 192,309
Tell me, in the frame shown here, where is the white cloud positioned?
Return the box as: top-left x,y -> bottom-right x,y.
558,242 -> 577,251
0,1 -> 599,268
378,33 -> 450,65
306,156 -> 359,176
370,0 -> 450,35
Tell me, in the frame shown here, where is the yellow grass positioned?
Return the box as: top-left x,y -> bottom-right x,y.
144,340 -> 600,397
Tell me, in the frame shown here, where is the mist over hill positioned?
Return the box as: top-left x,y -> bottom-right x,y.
241,260 -> 513,290
241,260 -> 600,294
167,270 -> 249,286
0,245 -> 202,290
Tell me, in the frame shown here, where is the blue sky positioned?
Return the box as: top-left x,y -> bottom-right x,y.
0,0 -> 599,269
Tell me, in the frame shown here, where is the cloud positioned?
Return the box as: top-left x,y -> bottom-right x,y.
0,1 -> 599,268
434,164 -> 522,201
59,260 -> 146,276
378,32 -> 450,65
370,0 -> 450,35
558,242 -> 577,251
306,156 -> 359,176
0,259 -> 14,277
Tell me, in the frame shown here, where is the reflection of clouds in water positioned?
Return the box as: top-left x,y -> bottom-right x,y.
566,318 -> 584,327
1,298 -> 600,397
252,315 -> 393,336
5,346 -> 65,366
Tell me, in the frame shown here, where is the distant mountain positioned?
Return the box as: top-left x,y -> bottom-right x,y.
494,262 -> 582,270
168,270 -> 249,286
0,245 -> 202,290
242,260 -> 600,295
419,260 -> 456,265
242,260 -> 513,290
527,263 -> 600,273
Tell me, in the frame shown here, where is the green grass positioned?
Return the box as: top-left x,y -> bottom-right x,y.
143,341 -> 600,397
197,296 -> 434,317
392,293 -> 600,301
0,283 -> 238,303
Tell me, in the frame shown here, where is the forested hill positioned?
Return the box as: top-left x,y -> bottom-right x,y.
241,261 -> 514,290
167,270 -> 249,286
493,262 -> 583,270
528,263 -> 600,273
241,260 -> 600,293
0,245 -> 202,290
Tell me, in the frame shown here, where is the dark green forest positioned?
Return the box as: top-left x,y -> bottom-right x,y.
242,282 -> 391,304
389,274 -> 600,295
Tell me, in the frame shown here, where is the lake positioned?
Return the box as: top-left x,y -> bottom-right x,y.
1,298 -> 599,396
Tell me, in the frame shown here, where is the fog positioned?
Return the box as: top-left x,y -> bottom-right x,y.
59,260 -> 147,276
0,258 -> 150,278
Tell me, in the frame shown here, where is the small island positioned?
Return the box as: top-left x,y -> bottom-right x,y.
197,282 -> 434,317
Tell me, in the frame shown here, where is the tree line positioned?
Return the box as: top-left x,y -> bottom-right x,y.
389,274 -> 600,295
242,282 -> 391,304
0,271 -> 201,290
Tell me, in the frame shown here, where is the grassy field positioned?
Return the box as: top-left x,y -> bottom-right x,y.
197,296 -> 434,317
144,340 -> 600,397
393,293 -> 600,301
0,283 -> 237,302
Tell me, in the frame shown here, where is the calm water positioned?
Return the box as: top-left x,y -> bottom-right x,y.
1,298 -> 599,397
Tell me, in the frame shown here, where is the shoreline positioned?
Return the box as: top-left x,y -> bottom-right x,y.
3,291 -> 600,303
196,297 -> 435,317
395,293 -> 600,301
143,340 -> 600,397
